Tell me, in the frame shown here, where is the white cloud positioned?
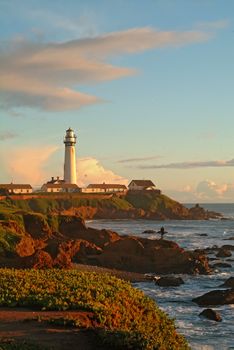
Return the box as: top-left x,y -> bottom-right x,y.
0,147 -> 128,188
0,26 -> 211,111
165,180 -> 234,203
0,145 -> 58,186
77,157 -> 128,187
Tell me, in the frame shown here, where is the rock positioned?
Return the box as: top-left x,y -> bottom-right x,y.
188,204 -> 222,220
95,237 -> 210,275
199,308 -> 222,322
156,276 -> 184,287
223,237 -> 234,240
221,244 -> 234,251
23,250 -> 53,269
193,289 -> 234,306
15,237 -> 35,257
219,277 -> 234,288
198,234 -> 208,237
216,248 -> 232,258
104,237 -> 145,256
142,230 -> 156,234
212,262 -> 232,268
23,213 -> 52,239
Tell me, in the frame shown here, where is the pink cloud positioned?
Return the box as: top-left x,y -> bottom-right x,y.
0,27 -> 211,111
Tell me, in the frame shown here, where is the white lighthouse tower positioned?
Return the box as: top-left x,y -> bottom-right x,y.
64,128 -> 77,184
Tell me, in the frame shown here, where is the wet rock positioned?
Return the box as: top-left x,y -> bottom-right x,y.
193,289 -> 234,306
216,248 -> 232,258
155,276 -> 184,287
199,308 -> 222,322
142,230 -> 156,234
212,262 -> 232,268
221,244 -> 234,251
198,234 -> 208,237
219,277 -> 234,288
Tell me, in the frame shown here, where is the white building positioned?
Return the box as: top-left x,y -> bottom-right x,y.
0,183 -> 32,194
64,128 -> 77,184
41,183 -> 79,193
82,183 -> 127,194
128,180 -> 157,191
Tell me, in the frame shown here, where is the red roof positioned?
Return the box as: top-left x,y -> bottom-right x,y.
87,184 -> 127,190
0,184 -> 32,189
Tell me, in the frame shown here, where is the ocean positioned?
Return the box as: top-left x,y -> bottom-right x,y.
87,203 -> 234,350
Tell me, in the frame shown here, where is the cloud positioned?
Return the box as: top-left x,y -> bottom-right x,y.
77,157 -> 128,187
137,159 -> 234,170
0,26 -> 211,111
0,147 -> 128,188
196,19 -> 229,30
0,131 -> 18,141
165,180 -> 234,203
118,156 -> 161,163
0,145 -> 58,185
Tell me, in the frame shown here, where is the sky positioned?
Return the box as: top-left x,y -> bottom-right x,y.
0,0 -> 234,203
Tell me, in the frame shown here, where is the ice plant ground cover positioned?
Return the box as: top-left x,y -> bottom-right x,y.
0,268 -> 190,350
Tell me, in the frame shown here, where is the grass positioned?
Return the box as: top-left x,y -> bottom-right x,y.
0,268 -> 190,350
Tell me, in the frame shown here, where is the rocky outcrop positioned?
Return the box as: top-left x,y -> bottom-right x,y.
155,276 -> 184,287
212,262 -> 232,268
91,237 -> 210,274
0,213 -> 211,274
188,204 -> 222,220
199,308 -> 222,322
216,248 -> 232,258
219,277 -> 234,288
193,289 -> 234,306
23,213 -> 52,239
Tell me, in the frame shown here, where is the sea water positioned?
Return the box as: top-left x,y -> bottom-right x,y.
88,203 -> 234,350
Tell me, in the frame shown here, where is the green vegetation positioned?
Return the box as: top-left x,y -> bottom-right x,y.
0,227 -> 20,253
125,192 -> 180,212
0,269 -> 190,350
0,191 -> 182,218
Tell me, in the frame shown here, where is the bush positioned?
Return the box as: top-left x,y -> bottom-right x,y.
0,269 -> 190,350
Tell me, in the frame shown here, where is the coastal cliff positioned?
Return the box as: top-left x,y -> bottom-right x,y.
0,191 -> 222,220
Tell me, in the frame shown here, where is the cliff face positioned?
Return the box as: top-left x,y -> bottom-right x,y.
1,192 -> 221,220
0,212 -> 211,274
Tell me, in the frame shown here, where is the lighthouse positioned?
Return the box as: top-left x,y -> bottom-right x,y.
64,128 -> 77,184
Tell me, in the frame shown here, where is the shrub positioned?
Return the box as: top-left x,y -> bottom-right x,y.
0,269 -> 190,350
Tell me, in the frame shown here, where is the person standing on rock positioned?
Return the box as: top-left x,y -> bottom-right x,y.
157,226 -> 168,239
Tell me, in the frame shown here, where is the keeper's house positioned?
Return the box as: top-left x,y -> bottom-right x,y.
41,177 -> 79,193
0,183 -> 32,194
128,180 -> 159,192
81,183 -> 127,194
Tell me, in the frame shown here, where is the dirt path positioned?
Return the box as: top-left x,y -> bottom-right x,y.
0,308 -> 103,350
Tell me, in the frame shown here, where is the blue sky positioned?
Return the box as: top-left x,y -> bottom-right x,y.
1,0 -> 234,202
